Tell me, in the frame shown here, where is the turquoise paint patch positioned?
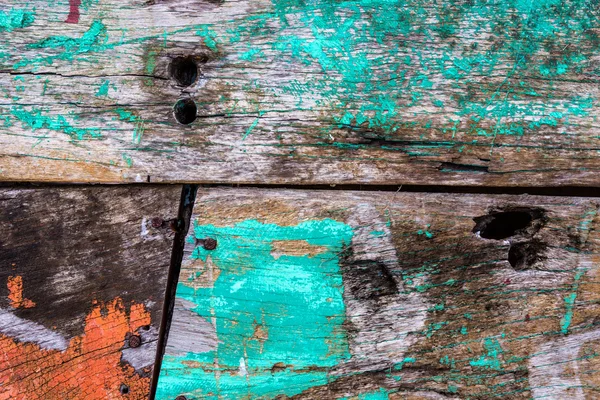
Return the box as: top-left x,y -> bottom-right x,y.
425,321 -> 448,338
417,224 -> 434,238
157,219 -> 354,399
96,80 -> 110,97
358,388 -> 390,399
0,8 -> 35,32
196,25 -> 219,51
240,47 -> 263,61
470,338 -> 504,370
392,357 -> 416,371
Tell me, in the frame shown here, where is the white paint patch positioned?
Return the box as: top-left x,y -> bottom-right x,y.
140,217 -> 149,237
140,217 -> 161,241
528,328 -> 600,400
238,357 -> 247,376
230,279 -> 246,293
0,308 -> 69,351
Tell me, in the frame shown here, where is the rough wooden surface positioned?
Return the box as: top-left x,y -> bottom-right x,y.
0,186 -> 180,399
2,0 -> 600,185
157,187 -> 600,399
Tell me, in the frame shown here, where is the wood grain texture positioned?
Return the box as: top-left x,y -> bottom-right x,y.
0,185 -> 180,399
2,0 -> 600,185
157,187 -> 600,399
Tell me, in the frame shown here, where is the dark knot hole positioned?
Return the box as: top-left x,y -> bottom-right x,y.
170,56 -> 198,87
473,211 -> 533,240
173,99 -> 197,125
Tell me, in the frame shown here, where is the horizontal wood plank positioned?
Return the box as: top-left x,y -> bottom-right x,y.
0,186 -> 181,399
1,0 -> 600,185
157,187 -> 600,399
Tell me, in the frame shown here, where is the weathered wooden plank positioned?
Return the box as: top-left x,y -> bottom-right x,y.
157,187 -> 600,399
2,0 -> 600,185
0,186 -> 180,399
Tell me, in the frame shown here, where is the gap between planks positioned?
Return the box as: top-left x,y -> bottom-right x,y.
3,181 -> 600,198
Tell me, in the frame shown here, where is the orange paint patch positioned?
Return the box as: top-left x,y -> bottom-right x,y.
7,276 -> 36,309
0,297 -> 152,399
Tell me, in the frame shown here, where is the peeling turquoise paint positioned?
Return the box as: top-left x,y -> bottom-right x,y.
196,25 -> 219,51
560,269 -> 586,334
440,355 -> 456,369
357,388 -> 390,399
157,219 -> 353,399
425,321 -> 448,338
95,80 -> 109,97
14,20 -> 107,69
392,357 -> 416,371
470,338 -> 504,370
417,224 -> 434,239
10,106 -> 101,140
4,0 -> 600,158
242,112 -> 264,140
115,108 -> 144,145
0,8 -> 35,32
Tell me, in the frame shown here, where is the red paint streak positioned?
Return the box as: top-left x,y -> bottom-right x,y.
65,0 -> 81,24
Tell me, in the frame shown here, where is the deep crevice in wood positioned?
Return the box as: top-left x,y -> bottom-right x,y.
148,184 -> 198,400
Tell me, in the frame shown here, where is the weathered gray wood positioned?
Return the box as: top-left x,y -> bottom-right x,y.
1,0 -> 600,185
0,185 -> 180,399
157,187 -> 600,399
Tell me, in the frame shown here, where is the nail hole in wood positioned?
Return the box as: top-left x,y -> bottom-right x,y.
170,56 -> 198,87
173,99 -> 197,125
120,384 -> 130,395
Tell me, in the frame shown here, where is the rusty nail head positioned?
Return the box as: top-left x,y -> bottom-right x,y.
150,217 -> 163,228
203,238 -> 217,250
129,334 -> 142,348
175,396 -> 187,400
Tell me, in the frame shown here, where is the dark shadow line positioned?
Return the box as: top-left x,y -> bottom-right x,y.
149,184 -> 198,400
3,182 -> 600,198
